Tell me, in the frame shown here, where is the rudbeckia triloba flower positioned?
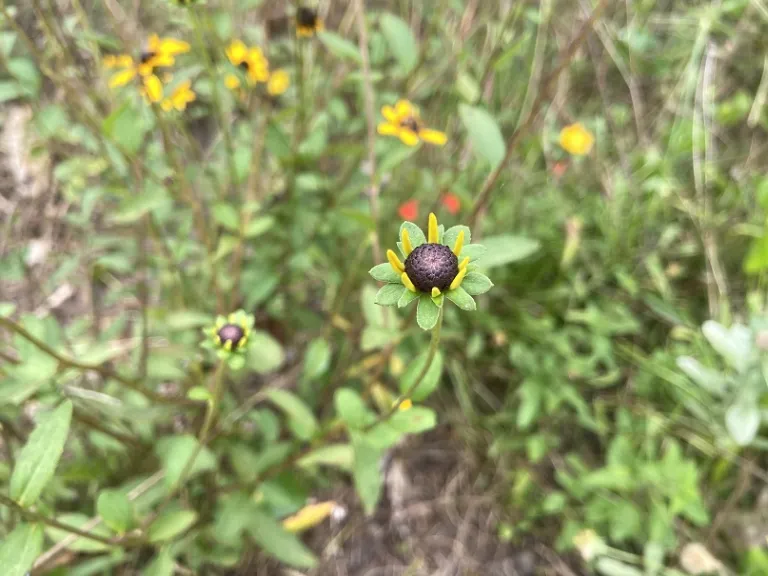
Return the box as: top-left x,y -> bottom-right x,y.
161,80 -> 196,112
105,35 -> 190,103
267,69 -> 290,96
559,122 -> 594,156
378,100 -> 447,147
225,40 -> 269,90
201,310 -> 254,370
369,213 -> 494,330
296,7 -> 324,37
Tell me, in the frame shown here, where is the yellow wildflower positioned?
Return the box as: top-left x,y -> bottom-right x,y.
161,80 -> 196,112
296,7 -> 324,37
225,40 -> 269,90
377,100 -> 447,147
559,123 -> 594,156
398,399 -> 413,411
267,69 -> 290,96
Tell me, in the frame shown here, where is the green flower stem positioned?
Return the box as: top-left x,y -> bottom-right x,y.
145,361 -> 227,528
365,306 -> 444,430
0,493 -> 117,546
0,316 -> 194,407
190,7 -> 239,199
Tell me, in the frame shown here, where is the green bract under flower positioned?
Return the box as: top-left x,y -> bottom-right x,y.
201,310 -> 255,370
369,213 -> 494,330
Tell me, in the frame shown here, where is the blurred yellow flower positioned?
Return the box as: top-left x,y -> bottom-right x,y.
398,398 -> 413,411
267,69 -> 290,96
225,40 -> 269,90
559,123 -> 594,156
296,7 -> 324,37
105,35 -> 189,89
377,100 -> 447,147
161,80 -> 196,112
282,501 -> 337,533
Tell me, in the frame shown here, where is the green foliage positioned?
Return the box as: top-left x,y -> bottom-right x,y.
0,0 -> 763,573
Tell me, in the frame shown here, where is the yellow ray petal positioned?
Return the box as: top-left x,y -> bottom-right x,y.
225,74 -> 241,90
109,68 -> 136,88
450,268 -> 468,291
282,501 -> 337,533
395,99 -> 413,117
387,249 -> 404,273
382,105 -> 398,122
158,37 -> 190,56
377,122 -> 399,136
144,75 -> 163,103
418,128 -> 447,146
428,213 -> 438,244
227,39 -> 248,64
398,129 -> 419,146
431,287 -> 441,297
268,69 -> 289,95
401,272 -> 417,292
147,34 -> 161,52
452,230 -> 465,256
161,99 -> 173,112
104,54 -> 133,69
458,256 -> 469,271
401,228 -> 413,256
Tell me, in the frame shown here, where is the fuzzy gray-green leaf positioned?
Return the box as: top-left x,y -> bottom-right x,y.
446,286 -> 476,310
369,263 -> 401,283
461,272 -> 493,295
375,284 -> 406,306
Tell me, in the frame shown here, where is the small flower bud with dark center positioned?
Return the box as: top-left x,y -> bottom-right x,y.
297,7 -> 318,28
405,243 -> 459,293
217,323 -> 245,348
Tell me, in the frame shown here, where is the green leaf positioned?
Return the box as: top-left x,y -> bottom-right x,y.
335,388 -> 375,429
214,234 -> 239,262
0,81 -> 24,104
102,101 -> 147,155
369,263 -> 401,283
595,557 -> 644,576
303,337 -> 331,381
148,509 -> 198,543
461,272 -> 493,295
398,289 -> 419,308
745,234 -> 768,274
416,295 -> 440,330
726,401 -> 760,446
110,187 -> 172,225
267,389 -> 318,441
458,104 -> 506,168
446,286 -> 476,310
399,221 -> 426,249
0,523 -> 43,576
144,550 -> 175,576
443,225 -> 471,249
352,434 -> 384,515
97,489 -> 134,533
479,235 -> 540,268
459,244 -> 487,262
155,435 -> 217,489
702,321 -> 753,373
387,406 -> 437,434
676,356 -> 726,395
297,444 -> 354,472
166,310 -> 213,331
318,31 -> 362,63
212,203 -> 241,232
247,508 -> 317,567
8,58 -> 41,97
246,331 -> 284,374
379,13 -> 418,74
375,283 -> 406,306
361,326 -> 399,351
245,216 -> 275,238
400,350 -> 444,401
10,401 -> 73,506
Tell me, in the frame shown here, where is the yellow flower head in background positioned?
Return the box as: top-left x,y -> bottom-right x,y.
161,80 -> 196,112
105,35 -> 190,103
296,7 -> 324,37
377,100 -> 447,147
225,40 -> 269,90
559,122 -> 594,156
267,69 -> 290,97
